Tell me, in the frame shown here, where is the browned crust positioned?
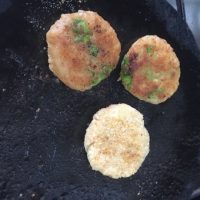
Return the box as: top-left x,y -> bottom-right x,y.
122,35 -> 180,104
46,10 -> 121,91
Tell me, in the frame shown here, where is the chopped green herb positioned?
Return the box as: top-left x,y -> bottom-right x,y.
89,44 -> 99,57
74,34 -> 91,43
121,74 -> 132,89
148,87 -> 164,99
73,18 -> 90,34
121,56 -> 130,68
146,46 -> 153,54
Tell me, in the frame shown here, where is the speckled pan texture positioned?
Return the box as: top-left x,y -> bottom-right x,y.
0,0 -> 200,200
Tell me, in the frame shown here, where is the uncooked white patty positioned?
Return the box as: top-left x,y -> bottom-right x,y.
84,103 -> 150,179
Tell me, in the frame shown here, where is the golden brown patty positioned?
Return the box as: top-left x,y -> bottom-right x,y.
120,35 -> 180,104
84,103 -> 150,179
46,10 -> 121,91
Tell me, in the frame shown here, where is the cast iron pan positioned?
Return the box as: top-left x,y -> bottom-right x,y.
0,0 -> 200,199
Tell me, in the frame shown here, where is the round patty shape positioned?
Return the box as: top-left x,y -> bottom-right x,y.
84,103 -> 150,179
120,35 -> 180,104
46,10 -> 121,91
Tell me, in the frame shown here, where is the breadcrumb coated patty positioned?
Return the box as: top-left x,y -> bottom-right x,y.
46,10 -> 121,91
120,35 -> 180,104
84,104 -> 150,179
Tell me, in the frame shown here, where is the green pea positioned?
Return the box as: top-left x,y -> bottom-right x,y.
89,44 -> 99,57
121,56 -> 130,68
74,34 -> 91,43
146,46 -> 153,54
91,64 -> 113,86
73,18 -> 90,34
121,74 -> 132,89
92,72 -> 106,86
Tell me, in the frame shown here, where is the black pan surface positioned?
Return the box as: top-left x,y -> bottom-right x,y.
0,0 -> 200,199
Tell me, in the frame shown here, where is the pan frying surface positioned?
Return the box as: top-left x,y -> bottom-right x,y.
0,0 -> 200,199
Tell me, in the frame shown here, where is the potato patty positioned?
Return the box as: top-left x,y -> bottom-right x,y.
120,35 -> 180,104
46,10 -> 121,91
84,104 -> 150,179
